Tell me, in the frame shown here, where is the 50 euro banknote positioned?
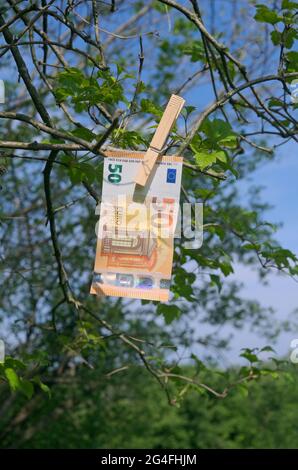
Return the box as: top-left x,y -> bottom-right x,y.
90,150 -> 183,301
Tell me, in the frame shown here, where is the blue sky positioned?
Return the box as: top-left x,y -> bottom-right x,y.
227,140 -> 298,363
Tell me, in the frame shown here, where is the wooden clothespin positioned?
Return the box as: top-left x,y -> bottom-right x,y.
134,94 -> 185,187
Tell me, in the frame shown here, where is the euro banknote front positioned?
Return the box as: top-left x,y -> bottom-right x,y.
90,150 -> 183,301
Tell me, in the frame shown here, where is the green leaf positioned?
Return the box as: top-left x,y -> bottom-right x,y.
70,127 -> 96,142
219,134 -> 238,148
270,30 -> 282,46
240,351 -> 259,363
260,345 -> 276,353
55,67 -> 125,108
183,105 -> 196,116
32,376 -> 51,397
41,138 -> 65,145
237,384 -> 249,397
260,369 -> 279,379
22,351 -> 50,367
285,51 -> 298,72
4,368 -> 20,391
219,261 -> 234,276
112,129 -> 146,149
226,61 -> 237,81
191,353 -> 207,372
193,151 -> 217,169
68,166 -> 82,185
201,119 -> 237,146
260,245 -> 297,269
172,268 -> 196,302
4,357 -> 26,370
210,274 -> 222,293
60,153 -> 75,165
140,99 -> 163,117
180,41 -> 205,62
94,163 -> 103,182
254,4 -> 281,24
207,224 -> 225,241
55,67 -> 86,103
157,304 -> 181,324
19,379 -> 34,399
268,98 -> 284,108
242,243 -> 261,251
283,29 -> 298,48
282,0 -> 298,10
78,162 -> 96,184
66,160 -> 97,185
194,150 -> 226,170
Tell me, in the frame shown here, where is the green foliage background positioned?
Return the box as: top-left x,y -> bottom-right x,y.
2,365 -> 298,449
